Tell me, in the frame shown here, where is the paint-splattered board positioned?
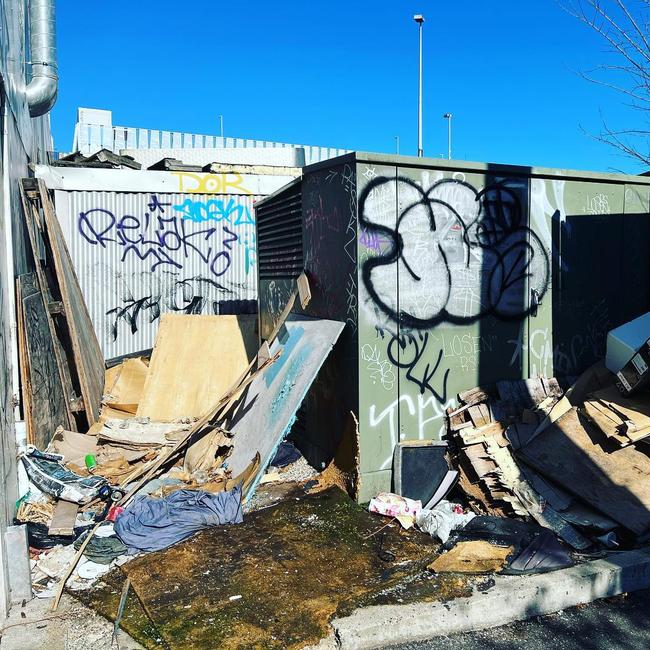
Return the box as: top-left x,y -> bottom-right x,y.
137,314 -> 258,421
226,314 -> 344,497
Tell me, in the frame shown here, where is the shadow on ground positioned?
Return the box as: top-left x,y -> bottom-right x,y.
389,589 -> 650,650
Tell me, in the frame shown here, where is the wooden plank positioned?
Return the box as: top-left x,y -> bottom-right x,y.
591,386 -> 650,432
457,386 -> 490,406
19,281 -> 71,447
48,500 -> 79,536
519,408 -> 650,535
16,277 -> 34,445
467,404 -> 489,428
19,187 -> 78,426
137,314 -> 257,421
103,357 -> 148,414
36,179 -> 105,426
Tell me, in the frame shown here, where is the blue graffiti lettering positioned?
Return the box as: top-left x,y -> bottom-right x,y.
78,195 -> 254,278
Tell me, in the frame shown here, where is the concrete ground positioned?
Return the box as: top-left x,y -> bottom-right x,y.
0,594 -> 143,650
389,589 -> 650,650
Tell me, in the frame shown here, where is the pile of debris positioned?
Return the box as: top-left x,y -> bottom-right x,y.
52,149 -> 141,169
368,349 -> 650,577
15,178 -> 350,615
446,363 -> 650,547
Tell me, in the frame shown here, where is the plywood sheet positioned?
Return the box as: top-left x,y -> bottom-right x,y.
519,408 -> 650,535
227,315 -> 344,497
103,357 -> 148,414
137,314 -> 257,421
18,275 -> 71,447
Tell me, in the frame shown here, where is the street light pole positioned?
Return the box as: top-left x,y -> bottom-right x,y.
443,113 -> 452,159
218,115 -> 224,139
414,14 -> 425,157
395,135 -> 400,155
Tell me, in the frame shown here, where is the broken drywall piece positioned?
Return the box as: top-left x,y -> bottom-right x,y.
428,541 -> 513,574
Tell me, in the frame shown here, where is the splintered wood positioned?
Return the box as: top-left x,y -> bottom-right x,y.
447,377 -> 563,518
447,377 -> 593,550
583,385 -> 650,446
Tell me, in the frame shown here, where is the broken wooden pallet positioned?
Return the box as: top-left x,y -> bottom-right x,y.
16,273 -> 73,446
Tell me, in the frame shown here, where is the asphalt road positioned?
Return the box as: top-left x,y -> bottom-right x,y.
388,589 -> 650,649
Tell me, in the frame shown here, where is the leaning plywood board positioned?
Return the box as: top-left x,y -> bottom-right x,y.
36,179 -> 105,426
137,314 -> 257,421
518,407 -> 650,535
226,315 -> 344,499
18,275 -> 72,447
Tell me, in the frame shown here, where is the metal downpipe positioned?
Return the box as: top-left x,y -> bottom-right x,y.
25,0 -> 58,117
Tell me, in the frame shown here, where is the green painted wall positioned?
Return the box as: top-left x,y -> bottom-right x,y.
353,160 -> 650,501
257,153 -> 650,502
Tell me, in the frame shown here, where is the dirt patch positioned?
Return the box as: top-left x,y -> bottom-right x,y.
76,487 -> 475,649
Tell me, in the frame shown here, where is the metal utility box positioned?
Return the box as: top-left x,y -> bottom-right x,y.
256,152 -> 650,501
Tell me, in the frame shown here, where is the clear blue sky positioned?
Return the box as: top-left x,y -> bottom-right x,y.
51,1 -> 644,173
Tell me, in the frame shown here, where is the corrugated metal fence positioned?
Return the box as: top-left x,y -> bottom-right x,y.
55,189 -> 260,360
73,122 -> 349,166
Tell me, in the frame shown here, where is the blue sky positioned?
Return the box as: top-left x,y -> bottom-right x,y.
52,1 -> 645,173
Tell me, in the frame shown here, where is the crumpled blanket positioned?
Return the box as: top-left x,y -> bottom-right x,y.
416,500 -> 476,543
114,487 -> 243,553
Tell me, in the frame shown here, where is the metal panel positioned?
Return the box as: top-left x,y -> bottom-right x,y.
123,147 -> 305,168
257,153 -> 650,501
73,113 -> 349,165
54,189 -> 260,360
0,0 -> 55,616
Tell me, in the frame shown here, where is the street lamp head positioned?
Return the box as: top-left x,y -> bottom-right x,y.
413,14 -> 425,23
443,113 -> 452,119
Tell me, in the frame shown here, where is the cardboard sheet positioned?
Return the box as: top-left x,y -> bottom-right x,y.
226,315 -> 344,498
137,314 -> 257,421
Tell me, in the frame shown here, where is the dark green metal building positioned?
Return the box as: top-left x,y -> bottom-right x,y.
255,152 -> 650,501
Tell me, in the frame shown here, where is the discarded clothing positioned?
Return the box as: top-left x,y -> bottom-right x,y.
506,529 -> 573,574
114,487 -> 243,553
271,440 -> 301,468
20,448 -> 107,504
74,526 -> 128,565
18,520 -> 91,549
446,516 -> 573,574
369,492 -> 422,529
416,500 -> 476,543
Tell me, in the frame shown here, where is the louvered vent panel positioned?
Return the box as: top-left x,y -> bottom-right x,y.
256,182 -> 303,279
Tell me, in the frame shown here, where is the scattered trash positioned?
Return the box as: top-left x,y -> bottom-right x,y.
415,501 -> 476,543
393,440 -> 456,509
20,449 -> 107,505
368,492 -> 422,529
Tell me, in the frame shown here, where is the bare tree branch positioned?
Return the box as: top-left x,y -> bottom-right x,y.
563,0 -> 650,167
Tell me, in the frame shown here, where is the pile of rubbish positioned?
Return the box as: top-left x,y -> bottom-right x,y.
15,175 -> 345,610
368,350 -> 650,575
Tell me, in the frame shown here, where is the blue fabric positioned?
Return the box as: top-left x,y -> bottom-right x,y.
114,487 -> 243,553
